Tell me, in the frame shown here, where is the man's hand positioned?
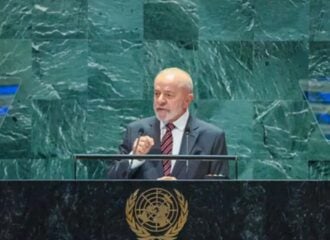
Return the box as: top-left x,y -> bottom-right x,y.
132,136 -> 155,155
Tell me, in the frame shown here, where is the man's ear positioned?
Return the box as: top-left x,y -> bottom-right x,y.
188,93 -> 194,103
184,93 -> 194,108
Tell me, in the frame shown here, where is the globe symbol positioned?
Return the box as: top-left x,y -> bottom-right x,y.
134,188 -> 180,233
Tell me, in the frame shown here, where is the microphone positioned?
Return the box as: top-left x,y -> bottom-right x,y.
124,127 -> 144,178
184,126 -> 190,178
132,127 -> 145,154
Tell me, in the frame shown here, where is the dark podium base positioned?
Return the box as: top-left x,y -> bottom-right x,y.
0,181 -> 329,239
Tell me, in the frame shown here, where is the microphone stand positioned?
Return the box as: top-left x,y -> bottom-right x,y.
185,126 -> 190,179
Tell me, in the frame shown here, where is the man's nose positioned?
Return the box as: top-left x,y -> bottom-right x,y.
157,94 -> 166,104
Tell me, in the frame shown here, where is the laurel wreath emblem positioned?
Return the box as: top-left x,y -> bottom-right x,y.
126,189 -> 189,240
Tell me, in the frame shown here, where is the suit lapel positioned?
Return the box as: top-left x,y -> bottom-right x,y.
147,118 -> 163,176
147,117 -> 161,151
172,116 -> 199,177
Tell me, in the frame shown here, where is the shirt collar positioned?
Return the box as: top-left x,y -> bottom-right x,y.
160,110 -> 189,131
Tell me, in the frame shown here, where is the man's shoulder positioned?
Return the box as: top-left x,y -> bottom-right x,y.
127,116 -> 157,128
193,117 -> 225,134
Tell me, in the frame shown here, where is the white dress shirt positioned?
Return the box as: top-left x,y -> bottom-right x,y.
160,110 -> 189,172
130,110 -> 190,173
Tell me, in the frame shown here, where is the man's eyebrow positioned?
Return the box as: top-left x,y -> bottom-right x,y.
164,90 -> 175,93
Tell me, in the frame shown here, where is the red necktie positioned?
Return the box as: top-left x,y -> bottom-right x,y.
161,123 -> 175,176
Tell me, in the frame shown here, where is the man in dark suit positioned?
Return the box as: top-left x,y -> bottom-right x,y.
108,67 -> 228,179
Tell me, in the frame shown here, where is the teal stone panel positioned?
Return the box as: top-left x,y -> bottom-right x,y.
0,40 -> 32,82
310,0 -> 330,41
252,41 -> 308,100
251,100 -> 316,179
88,0 -> 143,40
144,0 -> 198,41
32,39 -> 88,100
309,41 -> 330,77
302,124 -> 330,162
308,161 -> 330,179
31,99 -> 87,160
88,39 -> 144,100
254,0 -> 309,41
0,104 -> 31,159
0,39 -> 55,102
0,159 -> 21,179
32,0 -> 88,39
0,0 -> 32,39
198,0 -> 254,41
0,158 -> 74,179
143,40 -> 198,99
197,41 -> 253,100
194,100 -> 254,179
75,159 -> 109,179
0,40 -> 32,159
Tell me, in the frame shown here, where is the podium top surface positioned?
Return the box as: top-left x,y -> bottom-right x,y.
74,154 -> 237,161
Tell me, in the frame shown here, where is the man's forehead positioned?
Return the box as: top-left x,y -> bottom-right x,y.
155,74 -> 187,86
154,83 -> 177,91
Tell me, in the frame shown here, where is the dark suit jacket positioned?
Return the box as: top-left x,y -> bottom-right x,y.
108,115 -> 228,179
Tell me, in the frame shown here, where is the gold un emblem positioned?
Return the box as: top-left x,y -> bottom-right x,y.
126,188 -> 189,240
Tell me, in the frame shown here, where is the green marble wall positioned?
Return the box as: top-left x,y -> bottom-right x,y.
0,0 -> 329,179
